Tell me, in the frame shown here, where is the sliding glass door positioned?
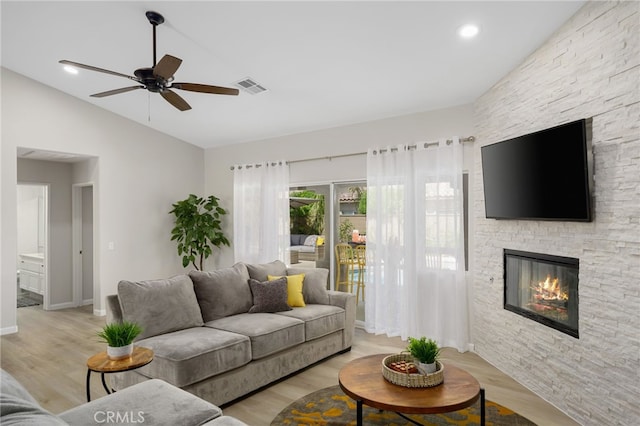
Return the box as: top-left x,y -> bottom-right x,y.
289,185 -> 330,270
289,181 -> 367,324
333,181 -> 366,323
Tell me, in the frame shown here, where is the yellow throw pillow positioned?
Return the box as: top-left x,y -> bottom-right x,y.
316,236 -> 325,246
268,274 -> 306,307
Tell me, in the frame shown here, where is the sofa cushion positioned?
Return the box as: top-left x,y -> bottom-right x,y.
245,260 -> 287,282
60,378 -> 222,426
206,314 -> 305,360
118,275 -> 204,340
276,304 -> 346,341
248,278 -> 292,313
134,327 -> 251,388
268,274 -> 306,307
1,369 -> 67,425
190,263 -> 252,321
290,234 -> 306,246
287,267 -> 330,305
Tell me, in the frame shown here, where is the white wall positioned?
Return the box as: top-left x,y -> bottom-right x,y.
472,2 -> 639,425
1,69 -> 205,332
205,104 -> 475,268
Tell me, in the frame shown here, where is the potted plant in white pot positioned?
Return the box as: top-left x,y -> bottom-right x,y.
97,321 -> 142,360
407,336 -> 440,374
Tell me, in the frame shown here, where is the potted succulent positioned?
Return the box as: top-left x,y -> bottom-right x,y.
97,321 -> 142,360
407,336 -> 440,374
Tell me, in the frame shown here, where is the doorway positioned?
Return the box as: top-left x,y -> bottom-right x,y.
73,184 -> 94,307
16,184 -> 48,309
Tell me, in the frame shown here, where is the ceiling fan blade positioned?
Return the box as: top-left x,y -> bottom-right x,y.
153,54 -> 182,80
90,86 -> 145,98
160,89 -> 191,111
172,82 -> 239,96
59,60 -> 139,81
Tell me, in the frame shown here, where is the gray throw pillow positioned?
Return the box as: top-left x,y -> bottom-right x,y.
189,263 -> 252,321
245,260 -> 287,282
287,267 -> 330,304
248,278 -> 292,313
118,275 -> 204,340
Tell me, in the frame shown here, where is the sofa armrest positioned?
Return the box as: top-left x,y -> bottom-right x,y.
105,294 -> 122,324
327,290 -> 356,349
59,379 -> 222,426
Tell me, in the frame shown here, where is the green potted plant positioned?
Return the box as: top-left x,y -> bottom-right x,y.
407,336 -> 440,374
339,219 -> 354,243
97,321 -> 142,360
170,194 -> 230,270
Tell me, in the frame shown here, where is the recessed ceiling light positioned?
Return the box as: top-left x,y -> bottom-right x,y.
458,24 -> 479,39
63,65 -> 78,75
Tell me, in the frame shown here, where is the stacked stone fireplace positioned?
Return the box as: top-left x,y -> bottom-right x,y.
504,249 -> 579,338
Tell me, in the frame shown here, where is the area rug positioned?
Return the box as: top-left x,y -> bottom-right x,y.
17,295 -> 41,308
271,385 -> 536,425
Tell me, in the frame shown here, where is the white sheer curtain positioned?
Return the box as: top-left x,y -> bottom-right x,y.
365,139 -> 469,351
233,161 -> 290,264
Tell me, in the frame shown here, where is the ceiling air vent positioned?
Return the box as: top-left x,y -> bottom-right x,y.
234,77 -> 267,95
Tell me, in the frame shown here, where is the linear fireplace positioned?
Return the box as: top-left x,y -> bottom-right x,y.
504,249 -> 579,338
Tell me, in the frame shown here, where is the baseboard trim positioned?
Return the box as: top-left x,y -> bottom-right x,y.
47,302 -> 75,310
94,308 -> 106,317
1,325 -> 18,335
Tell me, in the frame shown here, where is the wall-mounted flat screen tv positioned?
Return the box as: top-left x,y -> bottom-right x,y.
481,118 -> 593,221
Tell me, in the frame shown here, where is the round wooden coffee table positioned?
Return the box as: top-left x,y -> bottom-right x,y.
86,346 -> 153,401
339,354 -> 485,426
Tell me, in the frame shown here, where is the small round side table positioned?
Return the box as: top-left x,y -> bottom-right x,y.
86,346 -> 153,401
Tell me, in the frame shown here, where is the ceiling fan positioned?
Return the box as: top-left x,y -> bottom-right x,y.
59,11 -> 239,111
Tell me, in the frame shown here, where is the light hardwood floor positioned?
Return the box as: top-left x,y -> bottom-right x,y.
1,305 -> 579,425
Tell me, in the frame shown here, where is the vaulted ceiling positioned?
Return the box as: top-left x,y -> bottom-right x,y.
2,1 -> 584,149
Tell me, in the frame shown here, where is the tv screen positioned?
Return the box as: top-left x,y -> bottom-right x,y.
481,119 -> 592,221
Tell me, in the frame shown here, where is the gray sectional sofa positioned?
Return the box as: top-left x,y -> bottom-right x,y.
106,260 -> 355,407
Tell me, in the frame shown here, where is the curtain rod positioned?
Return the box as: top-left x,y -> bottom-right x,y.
230,135 -> 475,170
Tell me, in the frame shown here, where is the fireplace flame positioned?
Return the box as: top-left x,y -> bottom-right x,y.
534,275 -> 568,301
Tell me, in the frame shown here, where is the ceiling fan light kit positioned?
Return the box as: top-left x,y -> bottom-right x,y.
59,11 -> 239,111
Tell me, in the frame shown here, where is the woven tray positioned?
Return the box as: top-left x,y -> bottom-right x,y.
382,353 -> 444,388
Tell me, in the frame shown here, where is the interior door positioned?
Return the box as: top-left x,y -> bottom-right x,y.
81,186 -> 94,304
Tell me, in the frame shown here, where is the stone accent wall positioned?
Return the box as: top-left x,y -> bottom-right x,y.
472,2 -> 639,425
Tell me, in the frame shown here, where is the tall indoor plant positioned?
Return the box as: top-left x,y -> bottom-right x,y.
170,194 -> 230,270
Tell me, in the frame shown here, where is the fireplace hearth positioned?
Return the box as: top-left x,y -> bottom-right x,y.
504,249 -> 579,338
